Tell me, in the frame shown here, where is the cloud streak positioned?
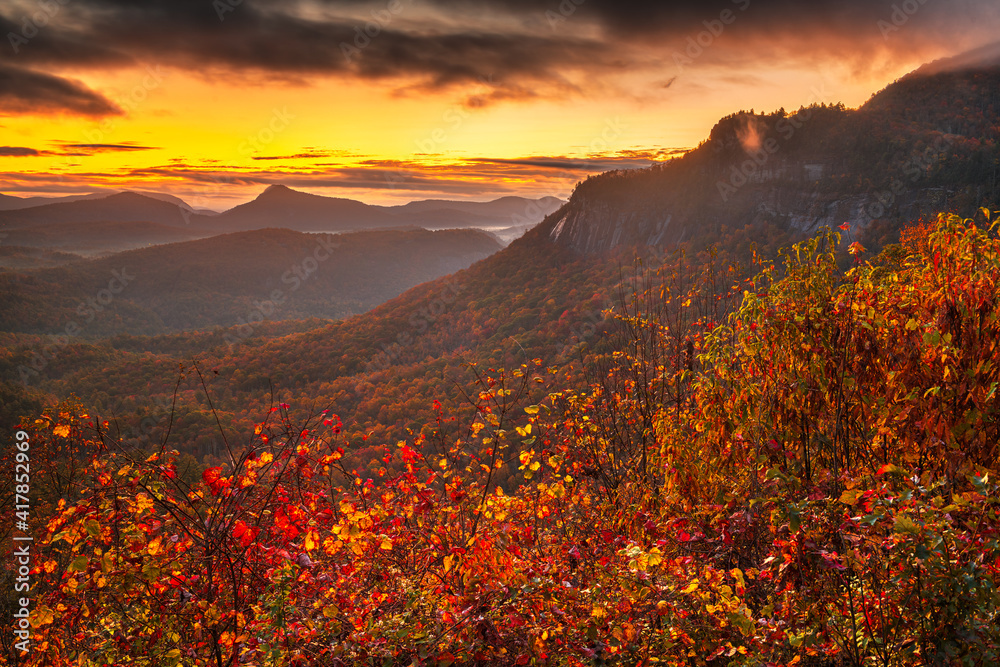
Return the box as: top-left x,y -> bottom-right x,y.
0,146 -> 40,156
0,63 -> 122,116
0,151 -> 670,205
1,0 -> 996,116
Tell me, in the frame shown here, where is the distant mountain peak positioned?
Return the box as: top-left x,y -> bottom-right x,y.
254,184 -> 338,204
262,184 -> 294,195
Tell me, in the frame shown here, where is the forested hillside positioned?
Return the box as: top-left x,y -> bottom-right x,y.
544,65 -> 1000,255
8,211 -> 1000,665
0,227 -> 501,337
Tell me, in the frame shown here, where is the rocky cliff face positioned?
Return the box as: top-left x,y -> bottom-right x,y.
538,180 -> 958,256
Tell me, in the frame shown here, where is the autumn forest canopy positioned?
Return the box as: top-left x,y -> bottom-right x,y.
3,210 -> 1000,665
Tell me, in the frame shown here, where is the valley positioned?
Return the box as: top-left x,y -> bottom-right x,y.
4,35 -> 1000,666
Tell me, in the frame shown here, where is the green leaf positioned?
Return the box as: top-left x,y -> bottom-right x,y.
68,555 -> 89,573
788,507 -> 801,533
765,467 -> 790,483
894,514 -> 920,535
839,489 -> 863,506
729,611 -> 754,636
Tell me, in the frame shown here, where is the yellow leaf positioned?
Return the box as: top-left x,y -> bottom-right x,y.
204,605 -> 221,626
681,581 -> 699,594
31,606 -> 55,628
591,606 -> 606,620
304,530 -> 318,552
135,492 -> 154,515
53,425 -> 70,438
380,537 -> 393,551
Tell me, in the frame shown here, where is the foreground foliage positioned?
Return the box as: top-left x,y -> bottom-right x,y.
9,212 -> 1000,665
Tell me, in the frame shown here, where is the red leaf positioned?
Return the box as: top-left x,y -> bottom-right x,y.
202,467 -> 221,486
233,520 -> 247,539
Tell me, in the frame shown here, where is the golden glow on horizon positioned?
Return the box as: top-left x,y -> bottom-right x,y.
0,48 -> 954,207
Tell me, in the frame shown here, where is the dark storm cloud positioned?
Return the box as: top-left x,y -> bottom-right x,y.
0,63 -> 122,116
0,146 -> 40,156
59,143 -> 158,153
470,156 -> 655,172
0,0 -> 997,115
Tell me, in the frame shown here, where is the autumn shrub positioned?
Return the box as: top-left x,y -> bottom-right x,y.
16,211 -> 1000,666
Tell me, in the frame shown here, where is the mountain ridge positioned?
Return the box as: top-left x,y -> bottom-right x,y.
0,187 -> 567,238
536,58 -> 1000,255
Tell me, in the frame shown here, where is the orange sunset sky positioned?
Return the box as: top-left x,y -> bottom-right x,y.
2,0 -> 999,209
